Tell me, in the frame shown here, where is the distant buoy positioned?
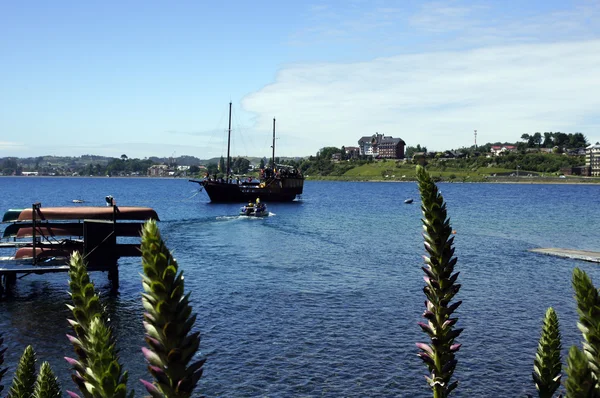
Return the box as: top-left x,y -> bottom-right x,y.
452,230 -> 457,234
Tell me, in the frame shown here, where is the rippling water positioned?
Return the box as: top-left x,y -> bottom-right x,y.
0,177 -> 600,397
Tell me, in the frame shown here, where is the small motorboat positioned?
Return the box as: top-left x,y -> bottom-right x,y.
240,199 -> 268,217
72,199 -> 85,203
404,198 -> 414,204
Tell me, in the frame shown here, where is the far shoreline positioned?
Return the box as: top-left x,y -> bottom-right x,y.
2,175 -> 600,185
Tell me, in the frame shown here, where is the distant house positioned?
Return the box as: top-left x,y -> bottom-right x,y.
358,133 -> 405,159
561,166 -> 591,176
344,146 -> 360,159
412,152 -> 427,165
526,147 -> 554,154
566,148 -> 587,156
490,145 -> 517,156
148,165 -> 169,177
440,150 -> 465,160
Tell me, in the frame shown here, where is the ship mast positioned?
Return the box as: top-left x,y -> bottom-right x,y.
271,118 -> 276,169
226,102 -> 232,178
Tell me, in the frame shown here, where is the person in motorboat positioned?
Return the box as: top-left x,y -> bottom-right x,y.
240,201 -> 254,216
254,198 -> 267,215
255,198 -> 264,210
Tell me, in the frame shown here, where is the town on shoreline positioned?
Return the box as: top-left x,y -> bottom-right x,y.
2,132 -> 599,183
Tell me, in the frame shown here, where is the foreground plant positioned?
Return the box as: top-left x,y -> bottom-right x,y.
33,361 -> 61,398
531,307 -> 562,397
8,345 -> 37,398
564,268 -> 600,396
565,345 -> 595,397
415,165 -> 462,398
65,251 -> 132,398
140,219 -> 205,397
0,333 -> 7,395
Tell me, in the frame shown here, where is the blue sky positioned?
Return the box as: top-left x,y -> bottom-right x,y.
2,0 -> 600,159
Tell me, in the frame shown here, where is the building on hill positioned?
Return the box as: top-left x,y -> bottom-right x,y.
586,143 -> 600,176
344,146 -> 360,159
412,152 -> 427,165
561,166 -> 591,176
357,133 -> 405,159
490,145 -> 517,156
148,165 -> 170,176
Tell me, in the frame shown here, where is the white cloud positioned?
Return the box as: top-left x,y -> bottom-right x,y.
0,141 -> 25,151
243,40 -> 600,154
410,2 -> 480,33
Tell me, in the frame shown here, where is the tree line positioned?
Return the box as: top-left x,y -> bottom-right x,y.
520,132 -> 588,149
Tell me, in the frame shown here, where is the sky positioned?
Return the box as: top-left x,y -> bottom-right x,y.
2,0 -> 600,159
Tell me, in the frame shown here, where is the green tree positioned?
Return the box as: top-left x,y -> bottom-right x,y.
533,132 -> 542,148
232,157 -> 250,174
542,132 -> 554,148
569,132 -> 588,148
316,147 -> 342,160
553,132 -> 569,148
2,158 -> 19,175
405,145 -> 427,159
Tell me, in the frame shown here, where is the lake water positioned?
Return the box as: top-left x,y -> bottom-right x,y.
0,177 -> 599,397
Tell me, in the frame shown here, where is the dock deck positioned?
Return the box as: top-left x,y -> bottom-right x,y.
530,248 -> 600,263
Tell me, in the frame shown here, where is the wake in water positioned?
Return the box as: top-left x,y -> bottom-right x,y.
216,212 -> 276,221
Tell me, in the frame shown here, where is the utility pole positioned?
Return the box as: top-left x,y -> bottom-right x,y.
226,102 -> 232,178
474,130 -> 477,150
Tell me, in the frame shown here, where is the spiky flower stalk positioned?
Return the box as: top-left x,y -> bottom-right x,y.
65,251 -> 132,398
33,361 -> 61,398
0,333 -> 8,395
140,220 -> 205,398
532,307 -> 562,397
573,268 -> 600,386
566,268 -> 600,397
8,345 -> 37,398
415,165 -> 462,398
565,346 -> 595,397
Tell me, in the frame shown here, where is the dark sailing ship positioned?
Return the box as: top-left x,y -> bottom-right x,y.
189,103 -> 304,202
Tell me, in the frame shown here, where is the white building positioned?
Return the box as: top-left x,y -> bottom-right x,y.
586,144 -> 600,176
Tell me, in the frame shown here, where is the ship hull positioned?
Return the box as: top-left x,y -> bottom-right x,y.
197,177 -> 304,203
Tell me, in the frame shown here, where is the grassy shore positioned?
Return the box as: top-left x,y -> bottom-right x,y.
305,161 -> 600,184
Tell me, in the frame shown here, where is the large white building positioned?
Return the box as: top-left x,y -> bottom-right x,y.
586,144 -> 600,176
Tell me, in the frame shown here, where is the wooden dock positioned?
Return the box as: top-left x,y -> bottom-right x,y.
0,200 -> 159,297
530,248 -> 600,263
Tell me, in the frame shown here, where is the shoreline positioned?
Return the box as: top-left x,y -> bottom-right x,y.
304,177 -> 600,185
2,175 -> 600,185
